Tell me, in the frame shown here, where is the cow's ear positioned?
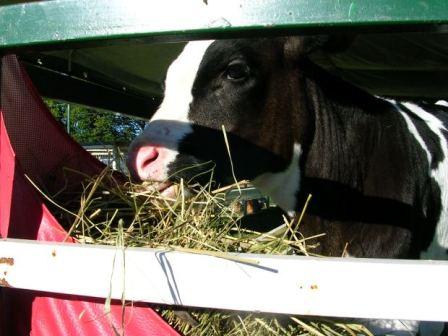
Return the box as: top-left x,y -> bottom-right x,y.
283,36 -> 329,61
283,35 -> 355,61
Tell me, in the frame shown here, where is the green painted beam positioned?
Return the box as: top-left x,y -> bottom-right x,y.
1,0 -> 448,50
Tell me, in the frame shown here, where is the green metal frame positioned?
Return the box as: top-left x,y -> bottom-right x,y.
1,0 -> 448,117
1,0 -> 448,51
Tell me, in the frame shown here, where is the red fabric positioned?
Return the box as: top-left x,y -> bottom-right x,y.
0,115 -> 14,238
0,55 -> 179,336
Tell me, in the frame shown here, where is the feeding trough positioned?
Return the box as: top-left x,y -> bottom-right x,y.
0,54 -> 179,335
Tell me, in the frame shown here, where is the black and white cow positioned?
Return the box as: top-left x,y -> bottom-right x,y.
127,37 -> 448,334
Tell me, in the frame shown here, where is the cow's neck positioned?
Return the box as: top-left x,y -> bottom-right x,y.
302,74 -> 381,187
298,63 -> 423,226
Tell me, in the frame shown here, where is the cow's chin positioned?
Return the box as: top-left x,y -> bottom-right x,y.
159,183 -> 178,199
139,180 -> 176,198
141,180 -> 194,200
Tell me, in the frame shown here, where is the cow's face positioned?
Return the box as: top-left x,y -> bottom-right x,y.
127,38 -> 311,210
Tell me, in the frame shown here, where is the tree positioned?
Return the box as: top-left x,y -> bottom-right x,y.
45,99 -> 146,146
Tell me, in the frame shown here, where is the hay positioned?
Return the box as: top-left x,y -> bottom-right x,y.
43,167 -> 373,336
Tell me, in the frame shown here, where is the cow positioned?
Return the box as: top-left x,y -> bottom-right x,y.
127,37 -> 448,335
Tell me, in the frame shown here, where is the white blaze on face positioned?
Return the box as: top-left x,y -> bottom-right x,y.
134,40 -> 214,181
151,40 -> 215,125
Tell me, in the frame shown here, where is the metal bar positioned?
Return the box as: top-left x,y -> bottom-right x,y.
24,63 -> 160,118
1,0 -> 448,50
1,238 -> 448,321
66,103 -> 70,134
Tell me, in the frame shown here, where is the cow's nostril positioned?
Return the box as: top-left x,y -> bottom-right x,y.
142,149 -> 159,167
135,146 -> 160,180
137,146 -> 159,167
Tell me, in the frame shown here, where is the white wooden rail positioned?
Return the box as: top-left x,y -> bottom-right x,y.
1,238 -> 448,322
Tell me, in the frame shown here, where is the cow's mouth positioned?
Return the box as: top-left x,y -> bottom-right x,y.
137,180 -> 178,199
147,180 -> 177,198
157,180 -> 194,200
158,181 -> 177,198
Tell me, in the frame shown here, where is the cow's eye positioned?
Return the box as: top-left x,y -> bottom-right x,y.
225,61 -> 249,81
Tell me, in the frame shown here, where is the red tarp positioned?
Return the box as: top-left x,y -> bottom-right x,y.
0,55 -> 179,336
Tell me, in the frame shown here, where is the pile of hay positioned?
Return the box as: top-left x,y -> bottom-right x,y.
45,168 -> 373,336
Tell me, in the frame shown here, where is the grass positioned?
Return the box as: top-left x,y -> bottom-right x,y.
43,167 -> 373,336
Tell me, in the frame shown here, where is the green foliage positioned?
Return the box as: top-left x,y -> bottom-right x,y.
45,99 -> 146,145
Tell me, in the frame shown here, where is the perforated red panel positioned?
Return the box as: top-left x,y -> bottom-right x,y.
0,55 -> 179,336
1,54 -> 106,195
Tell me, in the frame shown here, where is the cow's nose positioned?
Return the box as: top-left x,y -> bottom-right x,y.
128,145 -> 161,181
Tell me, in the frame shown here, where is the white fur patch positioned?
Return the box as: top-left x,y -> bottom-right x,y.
252,143 -> 302,212
137,40 -> 214,180
378,100 -> 448,335
401,102 -> 448,258
435,100 -> 448,108
397,109 -> 432,163
151,40 -> 215,124
394,101 -> 448,259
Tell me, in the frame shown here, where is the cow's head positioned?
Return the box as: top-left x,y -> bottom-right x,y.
127,37 -> 317,211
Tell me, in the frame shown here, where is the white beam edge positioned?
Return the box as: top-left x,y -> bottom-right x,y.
1,238 -> 448,322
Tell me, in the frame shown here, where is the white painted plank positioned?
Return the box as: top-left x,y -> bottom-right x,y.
1,238 -> 448,321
